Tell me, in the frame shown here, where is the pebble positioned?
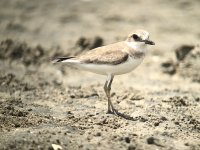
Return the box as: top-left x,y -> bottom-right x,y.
51,144 -> 62,150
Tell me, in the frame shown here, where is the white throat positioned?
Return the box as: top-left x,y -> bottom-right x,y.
126,41 -> 147,52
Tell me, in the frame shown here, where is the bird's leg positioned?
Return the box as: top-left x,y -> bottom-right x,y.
104,80 -> 112,114
104,75 -> 134,120
107,78 -> 136,120
107,75 -> 119,114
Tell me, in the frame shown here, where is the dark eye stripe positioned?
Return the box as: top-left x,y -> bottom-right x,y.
132,34 -> 141,41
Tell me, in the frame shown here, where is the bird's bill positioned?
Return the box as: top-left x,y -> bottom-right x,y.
143,40 -> 155,45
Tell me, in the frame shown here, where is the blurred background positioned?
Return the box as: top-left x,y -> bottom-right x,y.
0,0 -> 200,150
0,0 -> 199,49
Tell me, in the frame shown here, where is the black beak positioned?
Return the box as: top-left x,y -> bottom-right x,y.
144,40 -> 155,45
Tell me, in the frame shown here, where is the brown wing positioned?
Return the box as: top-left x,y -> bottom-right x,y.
77,42 -> 129,65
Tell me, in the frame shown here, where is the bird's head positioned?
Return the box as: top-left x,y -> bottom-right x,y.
126,29 -> 155,49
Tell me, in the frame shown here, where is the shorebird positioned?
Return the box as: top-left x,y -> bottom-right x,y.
53,29 -> 155,118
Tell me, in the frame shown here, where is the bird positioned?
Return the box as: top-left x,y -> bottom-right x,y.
53,29 -> 155,118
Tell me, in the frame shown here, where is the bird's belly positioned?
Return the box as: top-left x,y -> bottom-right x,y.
77,57 -> 144,75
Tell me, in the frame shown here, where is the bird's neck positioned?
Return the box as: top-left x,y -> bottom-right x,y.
125,41 -> 147,53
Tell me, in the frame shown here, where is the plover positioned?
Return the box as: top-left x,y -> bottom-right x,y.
53,29 -> 155,117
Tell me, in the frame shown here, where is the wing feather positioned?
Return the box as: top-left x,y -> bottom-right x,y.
78,42 -> 129,65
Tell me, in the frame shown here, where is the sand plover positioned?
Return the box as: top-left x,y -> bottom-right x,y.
53,29 -> 155,118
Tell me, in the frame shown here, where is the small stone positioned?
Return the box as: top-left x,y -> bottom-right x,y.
146,137 -> 163,147
79,144 -> 83,148
14,123 -> 20,128
195,97 -> 200,102
96,132 -> 101,136
51,144 -> 62,150
160,116 -> 167,121
147,137 -> 155,144
174,121 -> 180,125
127,145 -> 136,150
125,137 -> 130,143
154,122 -> 160,126
161,59 -> 176,75
56,139 -> 60,144
70,95 -> 75,98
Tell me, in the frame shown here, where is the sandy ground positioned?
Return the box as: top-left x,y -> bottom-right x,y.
0,0 -> 200,150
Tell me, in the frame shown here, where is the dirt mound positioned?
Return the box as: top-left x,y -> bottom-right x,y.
0,39 -> 66,66
161,44 -> 200,82
75,36 -> 104,51
1,0 -> 200,149
0,37 -> 104,66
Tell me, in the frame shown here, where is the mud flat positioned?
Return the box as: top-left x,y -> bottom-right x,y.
0,0 -> 200,150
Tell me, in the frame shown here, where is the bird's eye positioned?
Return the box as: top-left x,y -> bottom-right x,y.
132,34 -> 140,41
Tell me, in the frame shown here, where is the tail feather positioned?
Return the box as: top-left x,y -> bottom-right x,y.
52,57 -> 75,63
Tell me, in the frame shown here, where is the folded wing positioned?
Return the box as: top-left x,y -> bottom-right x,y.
78,42 -> 129,65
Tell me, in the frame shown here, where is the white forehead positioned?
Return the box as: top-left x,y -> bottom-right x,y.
136,30 -> 149,39
128,29 -> 150,40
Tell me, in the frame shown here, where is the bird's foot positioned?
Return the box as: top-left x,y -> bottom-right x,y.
112,108 -> 119,115
106,110 -> 114,114
112,109 -> 137,121
107,108 -> 136,121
